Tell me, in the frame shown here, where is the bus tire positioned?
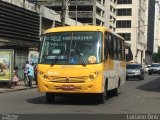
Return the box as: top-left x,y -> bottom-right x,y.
112,79 -> 120,96
46,93 -> 55,103
97,92 -> 106,104
97,80 -> 108,104
112,88 -> 119,96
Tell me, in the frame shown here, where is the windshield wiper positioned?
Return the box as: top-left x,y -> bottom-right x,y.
74,48 -> 86,67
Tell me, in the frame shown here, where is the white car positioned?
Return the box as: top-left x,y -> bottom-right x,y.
148,63 -> 160,75
145,65 -> 151,73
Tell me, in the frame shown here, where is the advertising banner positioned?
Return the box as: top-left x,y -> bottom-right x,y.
0,49 -> 14,82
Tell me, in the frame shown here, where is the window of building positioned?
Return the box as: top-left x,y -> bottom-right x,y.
116,20 -> 131,28
117,0 -> 132,4
117,33 -> 131,41
117,8 -> 132,16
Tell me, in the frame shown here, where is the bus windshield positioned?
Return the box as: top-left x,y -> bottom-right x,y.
39,31 -> 102,65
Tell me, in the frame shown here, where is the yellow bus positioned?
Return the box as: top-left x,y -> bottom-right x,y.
37,26 -> 132,103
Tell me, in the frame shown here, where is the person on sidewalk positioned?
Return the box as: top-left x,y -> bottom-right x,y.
34,64 -> 38,85
11,66 -> 20,88
24,61 -> 30,86
28,62 -> 34,88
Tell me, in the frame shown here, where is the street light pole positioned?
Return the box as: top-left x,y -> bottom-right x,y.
39,5 -> 42,36
135,27 -> 138,63
61,0 -> 66,26
76,0 -> 77,26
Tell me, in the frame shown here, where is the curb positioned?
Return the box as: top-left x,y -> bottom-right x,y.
0,86 -> 37,93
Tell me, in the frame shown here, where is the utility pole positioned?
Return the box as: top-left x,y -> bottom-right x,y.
61,0 -> 66,26
76,0 -> 77,25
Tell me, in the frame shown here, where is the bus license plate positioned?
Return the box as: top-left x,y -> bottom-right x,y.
62,85 -> 74,90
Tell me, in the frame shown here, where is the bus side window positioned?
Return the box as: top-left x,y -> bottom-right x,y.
117,38 -> 121,60
104,34 -> 108,61
118,39 -> 122,60
113,36 -> 118,60
107,34 -> 114,59
121,41 -> 125,60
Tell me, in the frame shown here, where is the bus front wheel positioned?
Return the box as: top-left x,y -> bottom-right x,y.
97,85 -> 107,104
46,93 -> 55,103
98,92 -> 106,104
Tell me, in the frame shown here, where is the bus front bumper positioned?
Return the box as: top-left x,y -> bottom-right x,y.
38,78 -> 102,94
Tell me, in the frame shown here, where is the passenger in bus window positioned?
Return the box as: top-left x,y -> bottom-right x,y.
69,49 -> 78,64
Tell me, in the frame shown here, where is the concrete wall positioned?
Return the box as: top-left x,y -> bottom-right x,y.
2,0 -> 39,13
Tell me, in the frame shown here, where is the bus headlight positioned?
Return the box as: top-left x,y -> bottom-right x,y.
43,74 -> 49,79
89,71 -> 101,80
38,70 -> 44,75
94,71 -> 100,75
89,75 -> 95,80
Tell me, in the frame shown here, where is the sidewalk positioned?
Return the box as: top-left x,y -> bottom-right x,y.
0,80 -> 37,93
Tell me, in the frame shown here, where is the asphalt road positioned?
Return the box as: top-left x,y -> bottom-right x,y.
0,74 -> 160,116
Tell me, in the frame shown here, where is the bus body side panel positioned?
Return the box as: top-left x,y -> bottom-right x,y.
103,59 -> 126,91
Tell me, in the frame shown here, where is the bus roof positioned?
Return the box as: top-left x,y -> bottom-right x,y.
45,25 -> 124,40
45,26 -> 107,33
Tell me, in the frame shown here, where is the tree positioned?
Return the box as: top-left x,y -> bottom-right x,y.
152,52 -> 160,63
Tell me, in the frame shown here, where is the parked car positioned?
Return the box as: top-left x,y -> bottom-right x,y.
148,63 -> 160,75
145,65 -> 151,73
126,63 -> 145,80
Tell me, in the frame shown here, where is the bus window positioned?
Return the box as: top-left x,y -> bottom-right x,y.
39,31 -> 103,65
107,34 -> 114,59
117,38 -> 121,60
121,41 -> 125,60
113,37 -> 118,59
104,33 -> 109,61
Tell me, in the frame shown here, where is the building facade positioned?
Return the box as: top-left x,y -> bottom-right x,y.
154,0 -> 160,53
42,0 -> 107,26
116,0 -> 149,64
105,0 -> 116,32
0,0 -> 81,78
43,0 -> 155,64
145,0 -> 156,64
0,0 -> 40,78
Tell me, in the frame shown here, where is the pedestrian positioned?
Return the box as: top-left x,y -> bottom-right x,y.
28,62 -> 34,87
34,64 -> 38,85
11,66 -> 20,88
24,61 -> 30,86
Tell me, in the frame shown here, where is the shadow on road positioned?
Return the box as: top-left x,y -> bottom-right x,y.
27,96 -> 47,104
27,94 -> 116,105
53,96 -> 100,105
137,77 -> 160,92
27,95 -> 99,105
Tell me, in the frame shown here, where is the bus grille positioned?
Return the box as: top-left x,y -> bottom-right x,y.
50,76 -> 87,83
